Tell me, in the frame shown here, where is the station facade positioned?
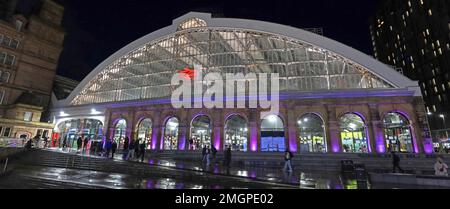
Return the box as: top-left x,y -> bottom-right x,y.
50,13 -> 433,154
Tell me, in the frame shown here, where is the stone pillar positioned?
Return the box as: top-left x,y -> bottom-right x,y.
178,120 -> 187,151
326,106 -> 341,153
249,110 -> 259,152
412,98 -> 431,153
287,109 -> 298,153
212,126 -> 223,151
368,104 -> 384,153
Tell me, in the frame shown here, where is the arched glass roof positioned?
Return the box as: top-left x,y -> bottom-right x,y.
69,14 -> 404,106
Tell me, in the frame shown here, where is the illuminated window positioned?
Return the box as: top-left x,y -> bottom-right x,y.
24,112 -> 33,122
178,18 -> 207,30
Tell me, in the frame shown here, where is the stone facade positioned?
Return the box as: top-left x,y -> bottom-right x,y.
0,0 -> 64,139
102,94 -> 432,154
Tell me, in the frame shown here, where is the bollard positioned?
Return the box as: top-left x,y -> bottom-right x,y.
3,158 -> 8,173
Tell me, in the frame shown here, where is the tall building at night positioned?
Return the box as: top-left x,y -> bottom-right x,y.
369,0 -> 450,144
0,0 -> 65,139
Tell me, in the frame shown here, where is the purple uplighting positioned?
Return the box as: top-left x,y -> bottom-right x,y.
214,127 -> 221,151
288,128 -> 298,152
250,125 -> 258,152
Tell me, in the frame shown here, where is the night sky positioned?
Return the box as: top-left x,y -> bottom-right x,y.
50,0 -> 381,81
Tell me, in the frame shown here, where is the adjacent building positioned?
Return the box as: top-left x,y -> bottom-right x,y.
369,0 -> 450,148
0,0 -> 65,139
51,13 -> 432,154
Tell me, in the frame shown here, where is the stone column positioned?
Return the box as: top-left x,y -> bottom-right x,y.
326,105 -> 340,153
412,98 -> 431,153
249,110 -> 259,152
368,104 -> 384,153
287,109 -> 298,153
178,120 -> 188,151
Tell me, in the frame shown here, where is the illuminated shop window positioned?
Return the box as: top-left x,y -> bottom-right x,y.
189,115 -> 211,151
298,113 -> 327,153
224,115 -> 248,152
164,117 -> 179,150
137,118 -> 153,150
261,115 -> 285,152
339,113 -> 368,153
383,113 -> 414,153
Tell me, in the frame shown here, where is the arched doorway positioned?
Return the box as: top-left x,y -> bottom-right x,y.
339,113 -> 368,153
57,119 -> 103,149
114,119 -> 127,149
137,118 -> 153,150
164,117 -> 179,150
298,113 -> 327,153
189,115 -> 212,150
261,115 -> 286,152
383,112 -> 414,153
224,115 -> 248,152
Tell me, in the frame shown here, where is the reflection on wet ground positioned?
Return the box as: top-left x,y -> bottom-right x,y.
0,165 -> 230,189
2,149 -> 444,189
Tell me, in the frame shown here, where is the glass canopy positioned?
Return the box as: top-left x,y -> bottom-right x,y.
71,20 -> 394,105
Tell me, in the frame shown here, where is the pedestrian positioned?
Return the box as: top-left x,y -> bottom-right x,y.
434,157 -> 449,176
283,149 -> 293,172
211,145 -> 217,164
43,137 -> 48,149
127,138 -> 135,160
123,137 -> 130,160
33,135 -> 40,148
25,138 -> 33,151
206,146 -> 211,166
62,137 -> 67,150
224,145 -> 232,167
202,146 -> 207,163
77,137 -> 82,151
391,151 -> 404,173
105,139 -> 112,158
111,139 -> 118,159
139,140 -> 146,162
134,139 -> 140,159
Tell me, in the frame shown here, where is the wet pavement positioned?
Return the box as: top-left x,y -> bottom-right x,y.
2,148 -> 445,189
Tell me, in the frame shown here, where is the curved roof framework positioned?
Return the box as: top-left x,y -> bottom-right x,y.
66,13 -> 419,106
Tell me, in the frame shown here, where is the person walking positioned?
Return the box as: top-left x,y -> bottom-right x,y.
206,146 -> 211,166
434,157 -> 449,176
111,139 -> 118,159
43,137 -> 48,149
202,146 -> 207,163
134,139 -> 140,159
127,139 -> 135,160
211,145 -> 217,164
105,139 -> 112,158
391,151 -> 404,173
123,137 -> 130,160
139,141 -> 146,162
283,149 -> 293,173
77,137 -> 82,152
224,145 -> 232,167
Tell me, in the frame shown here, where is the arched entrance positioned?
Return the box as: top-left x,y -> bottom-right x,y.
383,112 -> 414,153
137,118 -> 153,150
298,113 -> 327,153
113,119 -> 127,149
261,115 -> 286,152
189,115 -> 212,150
224,115 -> 248,152
164,117 -> 179,150
339,113 -> 369,153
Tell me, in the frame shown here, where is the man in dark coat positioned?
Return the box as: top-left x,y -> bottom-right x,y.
139,141 -> 146,162
111,140 -> 118,159
134,139 -> 140,159
392,151 -> 404,173
202,146 -> 207,163
224,145 -> 232,167
123,137 -> 130,160
77,137 -> 82,151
